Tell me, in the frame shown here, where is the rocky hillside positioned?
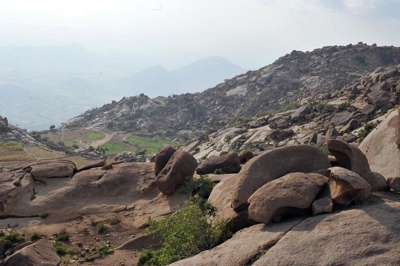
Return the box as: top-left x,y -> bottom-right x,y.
63,42 -> 400,138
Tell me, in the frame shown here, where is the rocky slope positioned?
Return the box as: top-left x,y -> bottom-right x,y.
63,42 -> 400,139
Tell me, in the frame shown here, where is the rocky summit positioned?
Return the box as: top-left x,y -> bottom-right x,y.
0,43 -> 400,265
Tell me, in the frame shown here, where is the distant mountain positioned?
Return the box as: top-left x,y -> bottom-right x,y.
171,56 -> 247,93
119,66 -> 183,98
63,43 -> 400,139
0,44 -> 247,130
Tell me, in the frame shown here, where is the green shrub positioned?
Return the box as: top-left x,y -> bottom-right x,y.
138,200 -> 231,266
338,102 -> 351,111
56,234 -> 69,242
13,181 -> 21,187
358,122 -> 376,143
396,140 -> 400,150
84,245 -> 113,262
109,216 -> 121,225
214,168 -> 224,175
317,103 -> 335,114
53,241 -> 67,256
97,223 -> 108,234
30,232 -> 41,242
224,135 -> 233,144
178,175 -> 214,200
0,232 -> 25,250
40,212 -> 50,219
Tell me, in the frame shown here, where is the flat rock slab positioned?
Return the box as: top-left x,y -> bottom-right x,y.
169,219 -> 302,266
253,202 -> 400,265
3,242 -> 60,266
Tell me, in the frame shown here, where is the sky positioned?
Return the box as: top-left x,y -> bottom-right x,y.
1,0 -> 400,70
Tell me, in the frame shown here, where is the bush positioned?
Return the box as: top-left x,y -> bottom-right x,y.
84,245 -> 113,262
109,216 -> 121,225
358,122 -> 376,143
138,200 -> 231,266
97,223 -> 108,234
56,234 -> 70,242
224,134 -> 233,144
30,232 -> 41,242
40,212 -> 50,219
396,140 -> 400,150
317,103 -> 335,114
53,241 -> 67,256
178,175 -> 214,200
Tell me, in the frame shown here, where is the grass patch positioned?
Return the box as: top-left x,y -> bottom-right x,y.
126,135 -> 176,155
109,215 -> 121,225
30,232 -> 42,242
53,241 -> 67,256
63,140 -> 78,147
97,222 -> 108,234
0,141 -> 23,151
84,245 -> 113,262
99,141 -> 133,156
40,212 -> 50,219
0,154 -> 33,162
56,234 -> 70,242
86,132 -> 104,141
0,232 -> 25,250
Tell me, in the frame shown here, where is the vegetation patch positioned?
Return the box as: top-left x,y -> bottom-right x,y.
85,132 -> 104,141
30,232 -> 42,242
0,231 -> 25,251
53,241 -> 68,256
40,211 -> 50,219
358,122 -> 376,143
0,141 -> 23,151
84,245 -> 113,262
99,141 -> 133,156
56,234 -> 70,242
63,140 -> 78,147
127,135 -> 176,155
0,154 -> 33,162
139,175 -> 230,266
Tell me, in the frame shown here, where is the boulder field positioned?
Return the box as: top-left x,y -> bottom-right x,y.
0,129 -> 399,265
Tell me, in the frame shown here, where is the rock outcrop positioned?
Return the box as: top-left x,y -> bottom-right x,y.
2,242 -> 60,266
248,172 -> 328,224
359,108 -> 400,179
231,145 -> 331,211
156,150 -> 198,196
196,152 -> 241,175
154,146 -> 176,176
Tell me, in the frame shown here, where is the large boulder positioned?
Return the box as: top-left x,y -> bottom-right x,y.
248,173 -> 328,224
238,150 -> 254,164
154,146 -> 176,176
3,242 -> 60,266
29,161 -> 76,179
196,152 -> 240,175
359,108 -> 400,179
327,139 -> 371,177
169,219 -> 302,266
326,166 -> 371,207
253,202 -> 400,265
156,150 -> 198,196
231,145 -> 331,211
208,174 -> 255,232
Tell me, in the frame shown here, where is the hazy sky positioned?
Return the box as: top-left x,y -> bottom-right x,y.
1,0 -> 400,70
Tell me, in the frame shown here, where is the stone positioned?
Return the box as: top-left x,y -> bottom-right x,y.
291,105 -> 311,122
77,159 -> 107,172
267,129 -> 294,141
3,242 -> 60,266
326,166 -> 371,207
154,146 -> 177,176
359,108 -> 400,179
196,152 -> 240,175
248,173 -> 328,224
327,139 -> 371,177
238,150 -> 254,164
248,117 -> 268,128
387,177 -> 400,192
324,127 -> 339,143
169,220 -> 302,266
30,161 -> 76,179
253,202 -> 400,266
362,171 -> 387,191
368,90 -> 391,109
330,111 -> 354,125
231,145 -> 331,211
208,174 -> 255,232
340,119 -> 360,133
156,150 -> 198,195
312,197 -> 333,215
361,104 -> 375,115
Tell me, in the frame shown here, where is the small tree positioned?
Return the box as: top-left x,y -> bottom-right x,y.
50,125 -> 55,130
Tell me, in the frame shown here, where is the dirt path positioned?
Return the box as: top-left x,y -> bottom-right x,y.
90,132 -> 116,148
